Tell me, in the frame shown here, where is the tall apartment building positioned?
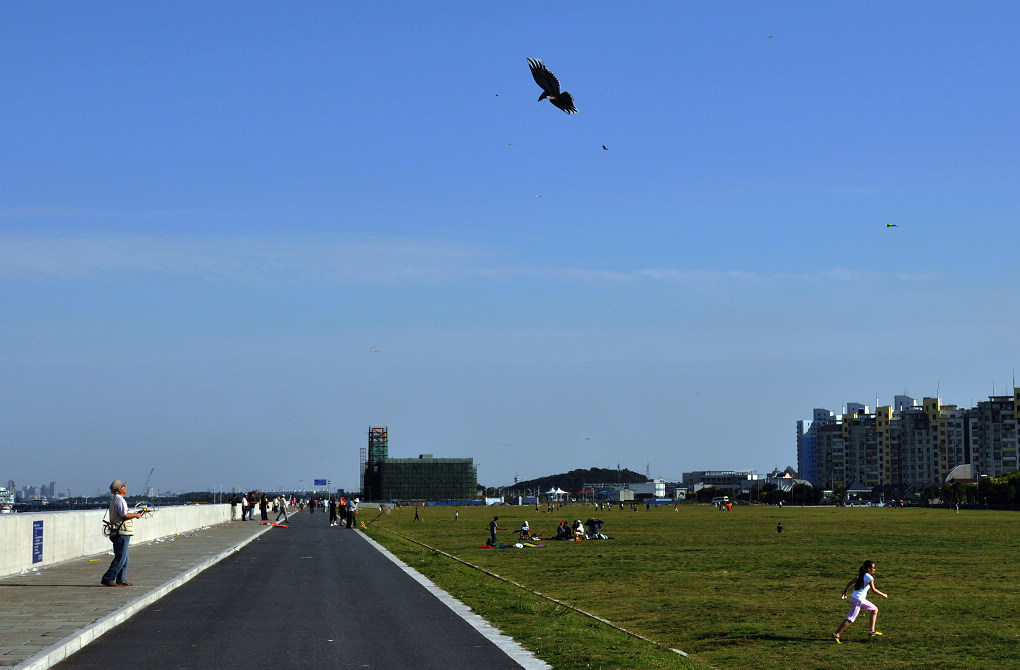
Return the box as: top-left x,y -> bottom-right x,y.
796,409 -> 836,486
970,390 -> 1020,475
798,389 -> 1019,489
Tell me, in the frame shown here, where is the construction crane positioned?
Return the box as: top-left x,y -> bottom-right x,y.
142,468 -> 154,495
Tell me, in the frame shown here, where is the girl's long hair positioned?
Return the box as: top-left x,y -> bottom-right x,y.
855,560 -> 874,591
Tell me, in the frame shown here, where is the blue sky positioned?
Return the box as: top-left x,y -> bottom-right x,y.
2,2 -> 1018,496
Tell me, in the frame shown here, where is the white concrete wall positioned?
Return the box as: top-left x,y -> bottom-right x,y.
0,504 -> 231,578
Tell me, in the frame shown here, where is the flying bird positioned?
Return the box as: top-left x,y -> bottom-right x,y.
527,58 -> 578,114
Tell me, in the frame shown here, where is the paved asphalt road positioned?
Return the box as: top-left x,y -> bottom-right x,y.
51,514 -> 530,669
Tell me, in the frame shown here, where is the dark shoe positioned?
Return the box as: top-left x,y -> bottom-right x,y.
101,581 -> 118,587
117,582 -> 134,587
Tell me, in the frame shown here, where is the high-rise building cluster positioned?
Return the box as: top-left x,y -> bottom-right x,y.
6,480 -> 59,500
798,389 -> 1019,490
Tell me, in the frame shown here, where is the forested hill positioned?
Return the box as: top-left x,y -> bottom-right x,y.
504,467 -> 648,494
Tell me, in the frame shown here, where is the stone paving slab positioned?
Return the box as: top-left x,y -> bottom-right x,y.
0,520 -> 271,669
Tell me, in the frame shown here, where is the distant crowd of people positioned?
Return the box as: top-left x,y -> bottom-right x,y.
228,493 -> 359,528
229,492 -> 294,522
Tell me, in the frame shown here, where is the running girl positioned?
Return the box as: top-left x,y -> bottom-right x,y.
833,560 -> 888,643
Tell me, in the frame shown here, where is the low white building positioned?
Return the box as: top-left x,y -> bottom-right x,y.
627,479 -> 666,499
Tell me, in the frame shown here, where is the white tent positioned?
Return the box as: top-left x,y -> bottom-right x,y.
545,487 -> 567,498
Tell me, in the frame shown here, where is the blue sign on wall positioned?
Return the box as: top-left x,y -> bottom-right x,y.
32,520 -> 44,564
314,479 -> 327,486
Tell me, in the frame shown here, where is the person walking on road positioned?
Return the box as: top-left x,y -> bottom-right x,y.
833,560 -> 888,643
260,494 -> 269,521
275,496 -> 290,524
101,480 -> 145,587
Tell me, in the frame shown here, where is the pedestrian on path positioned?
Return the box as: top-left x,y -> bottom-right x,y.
276,496 -> 290,523
241,493 -> 249,520
260,494 -> 269,521
329,498 -> 338,526
833,560 -> 888,643
101,480 -> 145,587
346,498 -> 359,528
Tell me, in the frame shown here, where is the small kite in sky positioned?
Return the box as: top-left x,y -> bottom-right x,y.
886,223 -> 898,228
369,346 -> 381,352
602,145 -> 608,150
527,58 -> 578,114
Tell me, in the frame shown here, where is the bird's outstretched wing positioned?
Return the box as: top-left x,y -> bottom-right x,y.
528,58 -> 561,96
550,91 -> 578,114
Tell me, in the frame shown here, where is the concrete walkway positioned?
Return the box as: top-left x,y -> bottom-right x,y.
0,519 -> 270,669
0,515 -> 548,670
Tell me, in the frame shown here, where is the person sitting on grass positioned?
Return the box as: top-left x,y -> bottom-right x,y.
519,520 -> 534,540
556,521 -> 571,540
572,519 -> 585,540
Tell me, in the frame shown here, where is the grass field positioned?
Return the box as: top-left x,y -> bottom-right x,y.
362,503 -> 1020,670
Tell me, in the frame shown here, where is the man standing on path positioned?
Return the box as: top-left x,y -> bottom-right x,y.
101,480 -> 145,587
346,498 -> 359,528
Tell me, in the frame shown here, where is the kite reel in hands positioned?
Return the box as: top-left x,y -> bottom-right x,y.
134,501 -> 156,517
